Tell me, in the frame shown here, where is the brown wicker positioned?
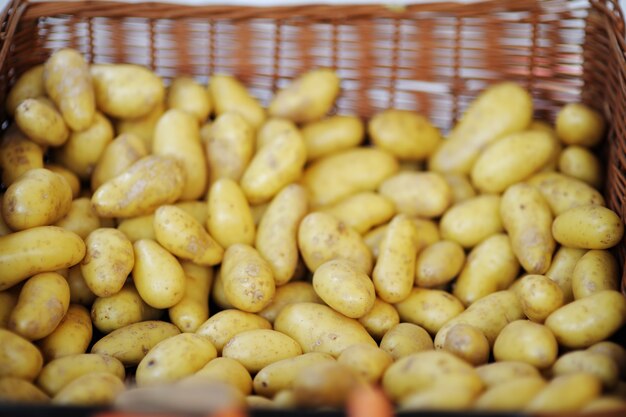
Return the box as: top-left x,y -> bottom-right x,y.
0,0 -> 624,291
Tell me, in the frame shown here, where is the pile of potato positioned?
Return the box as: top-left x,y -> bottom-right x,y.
0,47 -> 625,413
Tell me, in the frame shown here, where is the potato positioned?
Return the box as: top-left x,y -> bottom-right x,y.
196,309 -> 271,353
223,329 -> 302,373
206,178 -> 255,248
302,115 -> 364,160
471,130 -> 556,193
556,103 -> 605,147
15,98 -> 69,146
0,132 -> 43,186
6,65 -> 45,116
474,377 -> 546,411
206,113 -> 254,182
583,397 -> 626,412
493,320 -> 557,369
0,377 -> 49,403
272,390 -> 297,408
153,109 -> 207,200
588,341 -> 626,378
115,100 -> 165,152
0,290 -> 18,328
168,262 -> 212,333
39,304 -> 92,361
293,361 -> 359,408
443,173 -> 476,204
209,74 -> 265,130
46,164 -> 80,198
258,283 -> 319,323
247,395 -> 276,408
255,118 -> 298,150
526,373 -> 602,412
395,288 -> 465,335
547,290 -> 626,348
313,259 -> 375,319
91,64 -> 165,119
133,239 -> 186,309
91,133 -> 148,191
358,298 -> 400,341
92,320 -> 180,366
269,69 -> 339,123
54,197 -> 101,239
545,246 -> 586,303
553,205 -> 623,249
527,171 -> 605,215
302,147 -> 398,207
298,212 -> 372,274
368,110 -> 441,160
117,214 -> 156,242
514,274 -> 564,322
380,323 -> 433,360
400,385 -> 478,411
476,361 -> 542,387
136,333 -> 216,386
379,171 -> 451,218
442,323 -> 489,366
553,350 -> 619,389
558,145 -> 603,188
37,353 -> 125,396
572,250 -> 618,299
92,155 -> 184,218
440,194 -> 503,248
429,82 -> 532,174
501,183 -> 555,274
454,234 -> 519,306
321,192 -> 394,234
415,240 -> 465,288
52,372 -> 125,405
0,328 -> 43,381
2,168 -> 73,231
363,224 -> 388,259
91,284 -> 160,333
167,77 -> 211,123
338,344 -> 392,383
190,357 -> 252,395
65,265 -> 96,306
275,302 -> 376,357
210,270 -> 233,310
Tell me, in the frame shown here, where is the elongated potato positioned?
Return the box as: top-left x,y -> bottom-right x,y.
440,194 -> 502,248
90,284 -> 159,333
545,246 -> 586,303
415,240 -> 465,288
358,298 -> 400,340
205,112 -> 254,184
514,274 -> 564,322
443,173 -> 476,204
558,145 -> 603,188
46,164 -> 80,198
302,115 -> 363,160
400,385 -> 478,411
0,377 -> 49,403
15,98 -> 69,147
116,100 -> 165,152
209,74 -> 266,130
526,373 -> 602,412
379,171 -> 451,218
65,265 -> 96,306
259,282 -> 322,323
572,250 -> 618,299
6,65 -> 45,116
223,329 -> 302,373
206,178 -> 255,248
395,288 -> 465,335
167,77 -> 212,123
91,133 -> 148,191
321,192 -> 394,235
0,132 -> 43,186
476,361 -> 542,387
255,118 -> 298,150
556,103 -> 605,147
380,323 -> 433,360
189,357 -> 252,395
552,205 -> 624,249
442,323 -> 489,366
293,362 -> 359,408
0,328 -> 43,381
53,372 -> 125,406
168,262 -> 212,332
338,344 -> 392,384
527,171 -> 605,215
588,341 -> 626,378
39,304 -> 92,361
493,320 -> 557,369
475,377 -> 546,411
54,197 -> 101,239
196,309 -> 271,353
553,350 -> 619,389
369,110 -> 441,160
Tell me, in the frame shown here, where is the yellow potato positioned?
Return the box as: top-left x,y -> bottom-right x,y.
167,76 -> 211,123
298,212 -> 372,274
209,74 -> 266,130
493,320 -> 557,369
273,390 -> 297,408
474,377 -> 546,411
400,385 -> 478,411
380,323 -> 433,360
258,283 -> 320,323
168,262 -> 212,332
442,323 -> 490,366
556,103 -> 605,147
45,164 -> 80,198
54,198 -> 100,239
558,145 -> 603,188
247,395 -> 276,409
65,265 -> 96,306
0,328 -> 43,381
527,171 -> 605,215
196,309 -> 271,353
302,147 -> 399,208
223,329 -> 302,373
415,240 -> 465,288
210,269 -> 233,310
293,361 -> 359,408
588,341 -> 626,378
52,372 -> 125,405
514,274 -> 564,322
429,82 -> 532,174
91,64 -> 165,119
553,350 -> 619,389
190,357 -> 252,395
92,320 -> 180,366
136,333 -> 216,386
362,224 -> 388,259
39,304 -> 92,361
501,183 -> 555,274
440,194 -> 502,249
369,109 -> 441,160
395,288 -> 465,335
545,246 -> 586,303
37,353 -> 125,396
206,178 -> 255,247
133,239 -> 186,309
379,171 -> 451,218
91,133 -> 148,191
15,98 -> 69,146
555,205 -> 624,250
302,115 -> 364,160
546,290 -> 626,348
269,68 -> 339,123
0,289 -> 18,328
90,284 -> 160,333
337,343 -> 392,383
454,234 -> 519,305
583,396 -> 626,412
255,118 -> 298,150
117,214 -> 156,242
6,65 -> 45,116
115,100 -> 165,152
572,250 -> 619,299
321,191 -> 395,234
0,377 -> 49,403
526,373 -> 602,412
0,131 -> 43,186
443,173 -> 476,204
2,168 -> 72,230
208,113 -> 255,185
275,302 -> 376,357
357,297 -> 400,341
476,361 -> 542,388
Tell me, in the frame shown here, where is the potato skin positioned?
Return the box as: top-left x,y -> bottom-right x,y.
321,192 -> 394,235
558,145 -> 603,188
0,131 -> 44,186
209,74 -> 266,130
528,171 -> 604,215
493,320 -> 558,369
223,329 -> 302,373
358,298 -> 400,341
115,101 -> 164,152
415,240 -> 465,288
6,65 -> 45,116
380,323 -> 433,360
553,350 -> 619,389
39,304 -> 92,361
395,288 -> 465,335
167,76 -> 212,123
440,194 -> 503,248
338,343 -> 392,383
545,246 -> 586,303
552,205 -> 624,249
572,250 -> 619,299
90,284 -> 157,333
476,361 -> 542,387
206,178 -> 255,248
442,323 -> 490,366
259,282 -> 322,323
196,309 -> 271,353
474,377 -> 546,411
556,103 -> 605,147
0,377 -> 49,403
526,373 -> 602,412
52,372 -> 125,406
190,357 -> 253,395
514,274 -> 564,322
0,328 -> 43,381
15,98 -> 69,147
302,115 -> 364,160
54,198 -> 101,239
379,172 -> 451,218
168,262 -> 213,332
205,112 -> 254,184
369,110 -> 441,160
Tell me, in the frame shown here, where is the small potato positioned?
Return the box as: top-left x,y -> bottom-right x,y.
526,373 -> 602,412
443,173 -> 476,204
302,115 -> 364,160
400,385 -> 477,411
91,64 -> 165,119
206,178 -> 255,248
91,284 -> 160,333
255,118 -> 298,150
493,320 -> 557,369
223,329 -> 302,373
474,377 -> 546,411
0,290 -> 18,328
527,171 -> 605,215
515,274 -> 564,322
394,288 -> 465,335
313,259 -> 375,319
3,168 -> 73,231
133,239 -> 186,309
54,197 -> 101,239
572,250 -> 619,299
269,69 -> 339,123
15,98 -> 69,146
205,113 -> 254,184
6,65 -> 45,116
321,192 -> 395,234
221,244 -> 275,313
302,147 -> 399,208
39,304 -> 92,361
558,145 -> 603,188
358,297 -> 400,341
363,224 -> 388,259
0,132 -> 43,186
379,171 -> 451,218
440,194 -> 503,248
92,155 -> 185,218
298,212 -> 373,274
115,100 -> 165,152
454,234 -> 519,306
553,205 -> 624,249
588,341 -> 626,378
169,262 -> 213,332
91,133 -> 148,191
415,240 -> 465,288
369,109 -> 441,160
442,323 -> 489,366
553,350 -> 619,389
209,74 -> 266,130
92,320 -> 180,366
65,265 -> 96,306
46,164 -> 80,198
52,372 -> 125,406
136,333 -> 217,386
259,282 -> 321,323
0,377 -> 49,403
196,309 -> 271,353
81,228 -> 134,297
167,77 -> 212,123
293,362 -> 359,408
545,246 -> 586,303
37,353 -> 125,396
190,357 -> 252,395
0,328 -> 43,381
501,183 -> 555,274
117,214 -> 156,242
380,323 -> 433,360
210,270 -> 233,310
556,103 -> 605,147
275,303 -> 376,357
338,344 -> 393,383
476,361 -> 542,388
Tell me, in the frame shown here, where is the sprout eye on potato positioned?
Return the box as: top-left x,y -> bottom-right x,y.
1,48 -> 626,413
